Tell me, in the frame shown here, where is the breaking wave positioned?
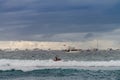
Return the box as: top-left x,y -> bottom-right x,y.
0,59 -> 120,71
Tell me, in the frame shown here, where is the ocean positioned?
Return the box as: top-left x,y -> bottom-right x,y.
0,50 -> 120,80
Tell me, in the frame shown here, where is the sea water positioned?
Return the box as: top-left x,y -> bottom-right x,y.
0,50 -> 120,80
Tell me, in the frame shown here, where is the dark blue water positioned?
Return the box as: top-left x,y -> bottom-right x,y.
0,69 -> 120,80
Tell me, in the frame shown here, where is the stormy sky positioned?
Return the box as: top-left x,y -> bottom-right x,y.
0,0 -> 120,42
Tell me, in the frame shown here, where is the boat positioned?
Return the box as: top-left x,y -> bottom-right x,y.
63,48 -> 81,53
53,56 -> 61,61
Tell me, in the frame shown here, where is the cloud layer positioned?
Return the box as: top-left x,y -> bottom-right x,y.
0,0 -> 120,42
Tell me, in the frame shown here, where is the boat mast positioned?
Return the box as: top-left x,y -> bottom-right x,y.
97,40 -> 98,49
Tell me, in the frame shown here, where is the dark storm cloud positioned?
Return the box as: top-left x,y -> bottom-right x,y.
84,33 -> 94,39
0,0 -> 120,40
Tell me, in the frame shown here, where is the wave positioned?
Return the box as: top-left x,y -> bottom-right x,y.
1,69 -> 120,79
0,59 -> 120,71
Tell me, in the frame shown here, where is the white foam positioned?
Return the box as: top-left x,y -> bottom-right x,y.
0,59 -> 120,71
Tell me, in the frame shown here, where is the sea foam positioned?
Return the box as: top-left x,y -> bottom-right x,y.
0,59 -> 120,71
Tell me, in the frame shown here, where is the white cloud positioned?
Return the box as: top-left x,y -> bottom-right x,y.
0,40 -> 118,50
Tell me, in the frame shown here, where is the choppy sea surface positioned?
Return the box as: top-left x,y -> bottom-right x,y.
1,50 -> 120,80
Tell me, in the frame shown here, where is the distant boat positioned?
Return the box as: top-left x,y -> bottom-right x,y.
53,56 -> 61,61
63,48 -> 81,53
